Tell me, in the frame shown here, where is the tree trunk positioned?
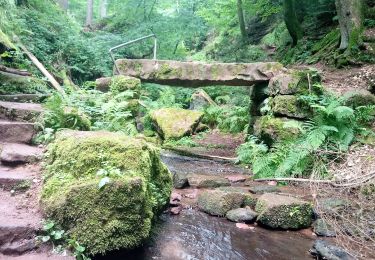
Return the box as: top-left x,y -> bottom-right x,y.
99,0 -> 107,18
335,0 -> 364,50
57,0 -> 68,11
85,0 -> 94,27
283,0 -> 303,46
237,0 -> 247,39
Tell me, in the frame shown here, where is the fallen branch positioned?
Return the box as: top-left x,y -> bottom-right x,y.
254,177 -> 333,184
0,65 -> 32,76
14,36 -> 66,96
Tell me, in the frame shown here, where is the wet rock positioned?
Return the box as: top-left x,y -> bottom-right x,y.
254,116 -> 302,146
226,208 -> 258,223
218,187 -> 258,209
225,175 -> 248,183
151,108 -> 203,140
270,95 -> 310,119
170,206 -> 182,215
1,144 -> 43,164
344,90 -> 375,108
256,193 -> 313,230
189,90 -> 216,110
249,185 -> 280,194
313,219 -> 336,237
173,172 -> 189,189
267,69 -> 322,96
235,223 -> 255,230
310,240 -> 353,260
197,190 -> 245,216
187,174 -> 230,188
170,192 -> 182,206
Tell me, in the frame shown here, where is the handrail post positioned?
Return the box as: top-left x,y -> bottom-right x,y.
109,34 -> 157,75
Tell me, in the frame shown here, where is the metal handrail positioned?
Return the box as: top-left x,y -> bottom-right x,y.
109,34 -> 157,74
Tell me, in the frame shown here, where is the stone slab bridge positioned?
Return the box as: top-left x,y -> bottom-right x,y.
115,59 -> 285,87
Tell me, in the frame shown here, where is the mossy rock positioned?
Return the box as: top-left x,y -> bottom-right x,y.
255,193 -> 313,230
343,90 -> 375,108
254,116 -> 302,146
151,108 -> 203,140
41,130 -> 172,255
268,69 -> 322,96
270,95 -> 311,119
62,107 -> 91,130
197,189 -> 245,216
217,186 -> 258,209
110,75 -> 141,95
0,29 -> 15,53
189,90 -> 216,110
187,174 -> 230,188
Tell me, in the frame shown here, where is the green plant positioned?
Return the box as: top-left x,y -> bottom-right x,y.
37,220 -> 90,260
164,136 -> 198,148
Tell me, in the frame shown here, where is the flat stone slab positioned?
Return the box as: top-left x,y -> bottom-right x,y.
187,174 -> 230,188
1,144 -> 43,164
0,94 -> 50,103
0,121 -> 36,144
0,165 -> 38,190
116,59 -> 284,87
0,101 -> 43,122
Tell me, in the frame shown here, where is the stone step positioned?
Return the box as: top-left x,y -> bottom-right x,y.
0,165 -> 38,190
0,189 -> 42,255
0,94 -> 50,103
1,143 -> 43,165
0,101 -> 43,122
0,120 -> 36,144
0,252 -> 73,259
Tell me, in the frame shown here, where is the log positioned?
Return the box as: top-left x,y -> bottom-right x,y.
0,65 -> 32,77
15,37 -> 66,95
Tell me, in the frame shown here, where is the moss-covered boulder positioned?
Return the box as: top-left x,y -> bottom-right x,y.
254,116 -> 302,146
189,90 -> 216,110
255,193 -> 313,230
109,75 -> 141,95
343,90 -> 375,108
217,186 -> 258,209
270,95 -> 311,119
151,108 -> 203,140
41,130 -> 172,255
267,69 -> 322,96
197,190 -> 245,216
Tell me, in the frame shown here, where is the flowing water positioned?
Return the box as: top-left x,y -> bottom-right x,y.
95,151 -> 315,260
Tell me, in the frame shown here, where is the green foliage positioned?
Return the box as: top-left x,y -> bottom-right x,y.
238,94 -> 375,179
164,136 -> 198,148
37,220 -> 90,260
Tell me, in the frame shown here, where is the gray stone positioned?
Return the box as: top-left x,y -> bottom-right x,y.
249,185 -> 280,194
1,144 -> 43,164
173,172 -> 189,189
344,90 -> 375,108
197,190 -> 246,216
116,59 -> 284,87
188,174 -> 230,188
226,208 -> 258,223
0,101 -> 43,122
0,121 -> 36,144
189,90 -> 216,110
310,240 -> 354,260
255,193 -> 313,230
313,219 -> 336,237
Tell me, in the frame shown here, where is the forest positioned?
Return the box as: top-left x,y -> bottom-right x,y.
0,0 -> 374,259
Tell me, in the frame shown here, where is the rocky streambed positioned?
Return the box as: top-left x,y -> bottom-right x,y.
94,151 -> 336,260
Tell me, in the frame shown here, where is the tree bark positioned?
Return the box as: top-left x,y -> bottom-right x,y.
283,0 -> 303,46
57,0 -> 68,11
335,0 -> 364,50
85,0 -> 94,27
99,0 -> 107,18
237,0 -> 247,39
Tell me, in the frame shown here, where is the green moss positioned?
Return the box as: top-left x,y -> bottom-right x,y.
152,64 -> 183,80
109,75 -> 141,94
151,108 -> 203,140
270,95 -> 310,119
62,107 -> 91,130
41,130 -> 172,255
254,116 -> 302,146
0,29 -> 15,51
344,90 -> 375,108
197,190 -> 245,216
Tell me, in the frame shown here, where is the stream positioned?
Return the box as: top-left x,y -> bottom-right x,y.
95,151 -> 315,260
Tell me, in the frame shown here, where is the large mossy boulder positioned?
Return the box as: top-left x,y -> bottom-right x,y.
151,108 -> 203,140
197,190 -> 245,216
267,69 -> 322,96
41,130 -> 172,255
254,116 -> 302,146
270,95 -> 311,119
255,193 -> 313,230
95,75 -> 141,94
189,90 -> 216,110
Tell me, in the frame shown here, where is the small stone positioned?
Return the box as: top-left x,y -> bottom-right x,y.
249,185 -> 280,194
225,175 -> 247,183
235,223 -> 254,230
226,208 -> 258,223
313,219 -> 336,237
173,172 -> 189,189
267,181 -> 278,186
170,192 -> 182,206
310,240 -> 354,260
170,206 -> 182,215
